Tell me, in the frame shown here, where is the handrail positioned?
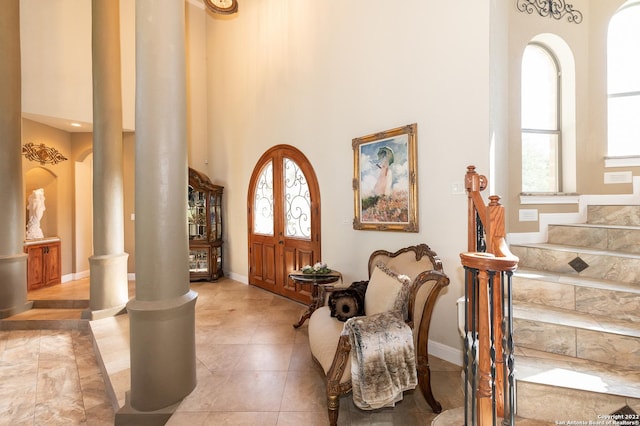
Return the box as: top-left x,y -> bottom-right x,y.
461,166 -> 519,425
465,165 -> 516,259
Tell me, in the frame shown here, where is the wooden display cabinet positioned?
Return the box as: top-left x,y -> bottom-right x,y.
188,168 -> 224,281
25,238 -> 61,291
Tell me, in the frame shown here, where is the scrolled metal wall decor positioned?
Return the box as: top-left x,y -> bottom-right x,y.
516,0 -> 583,24
22,142 -> 68,165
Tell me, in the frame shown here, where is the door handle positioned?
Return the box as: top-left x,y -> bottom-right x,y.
278,240 -> 284,244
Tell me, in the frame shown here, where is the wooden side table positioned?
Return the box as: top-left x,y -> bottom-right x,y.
289,270 -> 342,328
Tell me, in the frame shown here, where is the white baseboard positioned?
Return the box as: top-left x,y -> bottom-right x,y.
226,271 -> 248,284
62,270 -> 89,283
429,339 -> 463,367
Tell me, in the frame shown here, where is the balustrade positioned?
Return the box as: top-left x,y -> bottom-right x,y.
461,166 -> 519,425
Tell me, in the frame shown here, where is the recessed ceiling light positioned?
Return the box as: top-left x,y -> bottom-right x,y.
70,122 -> 82,127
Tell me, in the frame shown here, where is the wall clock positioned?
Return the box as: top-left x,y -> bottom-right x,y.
204,0 -> 238,15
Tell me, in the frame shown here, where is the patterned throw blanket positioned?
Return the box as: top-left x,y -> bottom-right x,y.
342,310 -> 418,410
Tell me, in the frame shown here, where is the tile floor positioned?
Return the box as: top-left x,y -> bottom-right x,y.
2,278 -> 465,425
0,328 -> 114,425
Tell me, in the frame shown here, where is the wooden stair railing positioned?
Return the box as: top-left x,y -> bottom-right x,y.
461,165 -> 519,426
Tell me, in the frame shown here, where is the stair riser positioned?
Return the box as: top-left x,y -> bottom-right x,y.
513,277 -> 575,310
516,381 -> 640,422
511,246 -> 640,285
548,225 -> 640,255
514,277 -> 640,322
588,205 -> 640,226
514,319 -> 640,367
576,287 -> 640,322
509,204 -> 640,423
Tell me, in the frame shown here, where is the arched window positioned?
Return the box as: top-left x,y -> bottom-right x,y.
521,43 -> 562,192
607,1 -> 640,157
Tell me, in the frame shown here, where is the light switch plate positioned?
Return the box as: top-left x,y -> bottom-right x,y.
519,209 -> 538,222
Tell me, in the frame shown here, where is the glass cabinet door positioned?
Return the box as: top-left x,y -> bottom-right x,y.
210,192 -> 222,241
188,186 -> 208,240
189,247 -> 210,274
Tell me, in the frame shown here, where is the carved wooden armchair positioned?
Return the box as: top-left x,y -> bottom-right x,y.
308,244 -> 450,425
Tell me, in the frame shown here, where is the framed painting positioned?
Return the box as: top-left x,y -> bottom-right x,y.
352,123 -> 418,232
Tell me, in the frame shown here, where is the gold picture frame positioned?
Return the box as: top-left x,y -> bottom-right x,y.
352,123 -> 418,232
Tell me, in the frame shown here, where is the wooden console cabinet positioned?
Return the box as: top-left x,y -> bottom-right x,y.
25,238 -> 61,291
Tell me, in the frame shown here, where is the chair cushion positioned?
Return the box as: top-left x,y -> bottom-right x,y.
364,263 -> 412,317
308,306 -> 352,383
328,280 -> 368,322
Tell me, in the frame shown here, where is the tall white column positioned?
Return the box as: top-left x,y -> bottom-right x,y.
86,0 -> 130,320
116,0 -> 197,422
0,0 -> 33,318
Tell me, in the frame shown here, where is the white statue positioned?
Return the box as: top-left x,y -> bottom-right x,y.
26,188 -> 46,240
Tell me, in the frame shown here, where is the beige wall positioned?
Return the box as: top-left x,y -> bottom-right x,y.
70,132 -> 93,276
123,133 -> 136,273
507,0 -> 640,232
186,1 -> 210,173
20,0 -> 136,131
204,0 -> 497,352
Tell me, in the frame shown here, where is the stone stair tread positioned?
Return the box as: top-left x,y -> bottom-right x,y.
551,222 -> 640,231
513,302 -> 640,338
512,242 -> 640,259
30,299 -> 90,309
516,348 -> 640,400
515,267 -> 640,294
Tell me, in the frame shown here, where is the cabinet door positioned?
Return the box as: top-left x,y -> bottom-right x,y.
45,242 -> 61,285
188,186 -> 208,241
26,246 -> 44,290
189,246 -> 211,281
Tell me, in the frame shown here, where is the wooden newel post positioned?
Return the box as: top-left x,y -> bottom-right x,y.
461,252 -> 518,425
486,194 -> 506,417
476,267 -> 494,426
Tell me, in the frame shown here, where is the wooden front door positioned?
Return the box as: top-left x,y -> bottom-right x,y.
247,145 -> 321,304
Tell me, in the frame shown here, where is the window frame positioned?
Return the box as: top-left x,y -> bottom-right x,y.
521,42 -> 563,193
606,1 -> 640,159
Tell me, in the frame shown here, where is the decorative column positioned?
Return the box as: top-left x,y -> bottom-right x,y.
85,0 -> 130,320
0,0 -> 33,318
116,0 -> 197,423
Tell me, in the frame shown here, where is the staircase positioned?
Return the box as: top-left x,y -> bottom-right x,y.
510,205 -> 640,421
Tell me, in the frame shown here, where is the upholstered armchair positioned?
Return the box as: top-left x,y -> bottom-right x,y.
308,244 -> 450,425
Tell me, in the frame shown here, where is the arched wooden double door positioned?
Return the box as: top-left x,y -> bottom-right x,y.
247,145 -> 321,304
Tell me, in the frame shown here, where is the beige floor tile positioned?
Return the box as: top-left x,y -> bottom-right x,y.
234,343 -> 294,371
280,370 -> 328,412
196,343 -> 246,372
250,323 -> 298,344
174,370 -> 233,412
3,277 -> 468,425
210,370 -> 287,412
276,410 -> 333,426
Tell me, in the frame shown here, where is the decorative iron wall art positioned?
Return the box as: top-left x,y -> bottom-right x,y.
22,142 -> 68,165
516,0 -> 583,24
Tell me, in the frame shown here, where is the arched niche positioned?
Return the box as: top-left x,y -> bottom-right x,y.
24,167 -> 58,238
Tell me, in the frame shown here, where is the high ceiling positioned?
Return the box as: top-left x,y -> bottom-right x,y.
22,112 -> 93,133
